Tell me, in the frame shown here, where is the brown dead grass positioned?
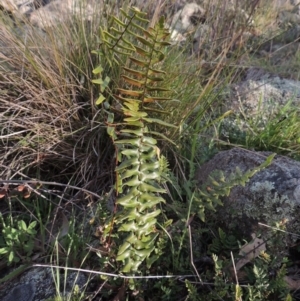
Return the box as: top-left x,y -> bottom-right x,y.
0,11 -> 113,193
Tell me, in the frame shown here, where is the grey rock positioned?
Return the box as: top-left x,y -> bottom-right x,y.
291,0 -> 300,6
0,0 -> 51,16
235,69 -> 300,112
29,0 -> 104,28
275,0 -> 300,26
170,1 -> 256,56
3,283 -> 35,301
278,9 -> 300,25
0,267 -> 89,301
192,23 -> 211,54
128,0 -> 189,19
274,0 -> 293,7
259,25 -> 300,53
170,3 -> 205,41
196,148 -> 300,239
0,0 -> 30,16
221,69 -> 300,138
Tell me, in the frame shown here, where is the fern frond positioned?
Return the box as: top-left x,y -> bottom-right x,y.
93,6 -> 179,273
115,22 -> 172,271
194,153 -> 275,221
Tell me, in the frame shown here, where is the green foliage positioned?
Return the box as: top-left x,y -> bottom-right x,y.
235,284 -> 243,301
201,254 -> 233,301
200,253 -> 290,301
152,278 -> 183,301
45,284 -> 84,301
269,264 -> 290,300
193,153 -> 275,221
185,279 -> 200,301
0,214 -> 37,264
91,65 -> 111,105
92,7 -> 174,273
227,101 -> 300,160
245,262 -> 289,301
208,228 -> 238,255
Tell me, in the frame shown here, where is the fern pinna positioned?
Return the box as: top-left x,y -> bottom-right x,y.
95,7 -> 175,273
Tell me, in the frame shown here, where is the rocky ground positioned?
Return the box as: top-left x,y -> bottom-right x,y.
1,0 -> 300,300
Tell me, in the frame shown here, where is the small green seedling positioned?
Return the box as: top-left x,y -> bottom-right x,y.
0,214 -> 37,264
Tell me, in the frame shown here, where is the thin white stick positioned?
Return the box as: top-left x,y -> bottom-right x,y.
188,225 -> 203,284
258,222 -> 300,238
231,251 -> 242,301
32,263 -> 196,279
231,251 -> 239,285
0,130 -> 29,139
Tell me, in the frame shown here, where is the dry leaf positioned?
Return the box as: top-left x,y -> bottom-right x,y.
185,214 -> 195,227
58,213 -> 70,240
22,187 -> 31,198
236,234 -> 266,271
49,212 -> 70,244
94,226 -> 103,237
155,146 -> 160,159
0,186 -> 8,198
14,184 -> 31,198
112,283 -> 126,301
284,276 -> 300,290
17,184 -> 25,192
228,266 -> 248,282
236,258 -> 251,271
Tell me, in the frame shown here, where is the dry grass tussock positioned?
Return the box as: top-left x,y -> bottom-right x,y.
0,11 -> 114,193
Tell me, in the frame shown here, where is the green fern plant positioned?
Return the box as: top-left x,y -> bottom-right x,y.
193,153 -> 275,221
244,261 -> 290,301
185,279 -> 200,301
92,7 -> 176,273
208,227 -> 238,255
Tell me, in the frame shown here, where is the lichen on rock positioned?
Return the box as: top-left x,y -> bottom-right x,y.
196,148 -> 300,242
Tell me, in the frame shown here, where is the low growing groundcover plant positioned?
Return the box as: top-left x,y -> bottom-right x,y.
1,0 -> 300,300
